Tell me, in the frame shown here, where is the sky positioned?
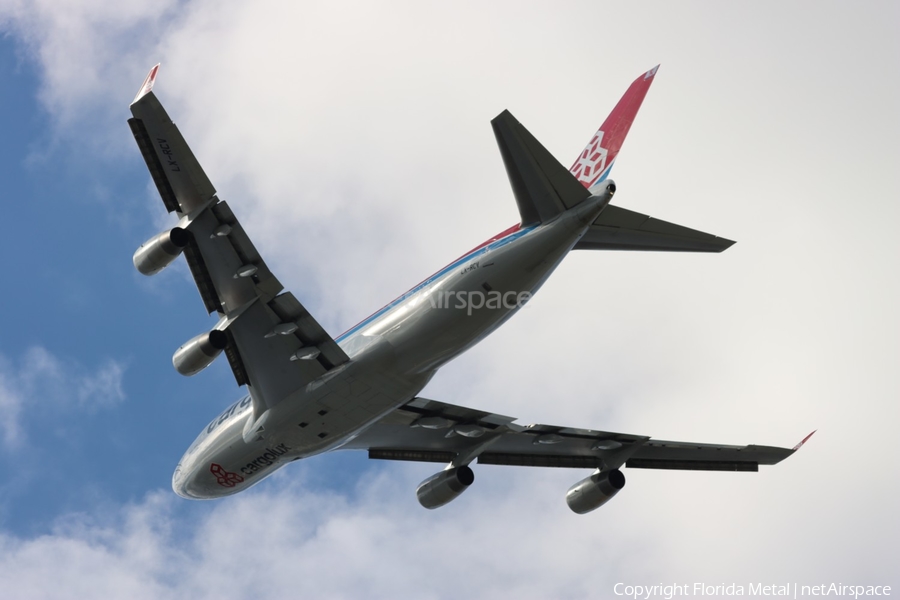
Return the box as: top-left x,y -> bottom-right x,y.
0,1 -> 897,598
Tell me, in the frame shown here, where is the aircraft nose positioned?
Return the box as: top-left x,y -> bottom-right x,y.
172,460 -> 239,499
172,464 -> 191,499
172,461 -> 208,499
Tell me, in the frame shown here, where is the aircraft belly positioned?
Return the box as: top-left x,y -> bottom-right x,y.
175,350 -> 434,499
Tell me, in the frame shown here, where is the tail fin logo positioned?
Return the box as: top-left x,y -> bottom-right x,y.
571,131 -> 610,188
570,66 -> 659,189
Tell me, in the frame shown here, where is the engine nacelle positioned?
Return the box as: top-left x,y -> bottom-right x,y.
133,227 -> 191,276
172,330 -> 228,376
565,468 -> 625,514
416,466 -> 474,509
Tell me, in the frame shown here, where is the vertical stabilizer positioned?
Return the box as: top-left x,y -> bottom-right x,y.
492,110 -> 591,226
570,65 -> 659,191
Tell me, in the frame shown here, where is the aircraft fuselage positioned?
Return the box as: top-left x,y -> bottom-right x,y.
173,192 -> 612,498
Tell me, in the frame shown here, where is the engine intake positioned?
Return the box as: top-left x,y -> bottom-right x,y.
172,330 -> 228,376
565,468 -> 625,514
416,466 -> 474,509
133,227 -> 191,275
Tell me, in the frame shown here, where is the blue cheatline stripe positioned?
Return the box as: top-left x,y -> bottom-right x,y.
335,224 -> 537,342
589,159 -> 615,189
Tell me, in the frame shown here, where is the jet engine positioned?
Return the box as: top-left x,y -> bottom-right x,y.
565,468 -> 625,514
416,466 -> 474,509
133,227 -> 191,275
172,330 -> 228,376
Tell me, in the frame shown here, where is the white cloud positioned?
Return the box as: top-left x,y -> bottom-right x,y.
0,347 -> 127,448
76,359 -> 126,409
0,0 -> 178,139
0,461 -> 897,599
0,368 -> 24,449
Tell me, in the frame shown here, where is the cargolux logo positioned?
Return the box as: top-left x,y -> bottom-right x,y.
571,131 -> 609,187
210,463 -> 244,487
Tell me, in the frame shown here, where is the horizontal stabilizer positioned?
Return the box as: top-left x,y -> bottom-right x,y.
492,110 -> 591,226
574,205 -> 735,253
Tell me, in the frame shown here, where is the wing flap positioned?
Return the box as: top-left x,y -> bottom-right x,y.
128,118 -> 180,213
626,458 -> 759,472
222,328 -> 249,386
628,439 -> 794,468
478,453 -> 604,468
181,234 -> 223,313
574,205 -> 736,253
368,449 -> 455,463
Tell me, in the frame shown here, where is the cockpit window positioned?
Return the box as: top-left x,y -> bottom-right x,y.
184,431 -> 205,457
206,395 -> 253,436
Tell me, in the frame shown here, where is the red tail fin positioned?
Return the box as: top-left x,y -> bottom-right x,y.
570,65 -> 658,191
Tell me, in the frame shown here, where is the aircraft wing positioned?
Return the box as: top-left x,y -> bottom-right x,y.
343,397 -> 802,472
128,65 -> 349,409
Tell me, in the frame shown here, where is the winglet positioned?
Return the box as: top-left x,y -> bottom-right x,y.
132,63 -> 160,105
570,64 -> 659,191
792,430 -> 816,451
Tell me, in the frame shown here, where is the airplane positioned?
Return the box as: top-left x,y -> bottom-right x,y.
129,64 -> 812,514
